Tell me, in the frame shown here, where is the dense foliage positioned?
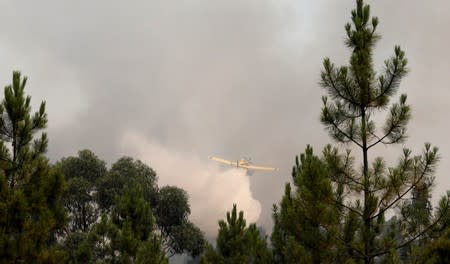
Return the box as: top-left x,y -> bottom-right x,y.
0,72 -> 204,263
2,0 -> 450,263
272,145 -> 340,263
59,153 -> 205,263
201,204 -> 272,264
0,72 -> 66,263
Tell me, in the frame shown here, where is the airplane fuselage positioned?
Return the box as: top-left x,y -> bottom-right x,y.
208,156 -> 277,172
237,159 -> 249,167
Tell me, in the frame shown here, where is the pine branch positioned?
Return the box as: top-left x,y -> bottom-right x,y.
371,164 -> 406,208
370,160 -> 429,221
0,155 -> 12,163
367,129 -> 394,149
367,108 -> 407,149
317,218 -> 367,259
322,62 -> 361,107
330,120 -> 363,148
372,60 -> 398,105
333,229 -> 367,259
369,196 -> 450,259
327,197 -> 363,218
339,70 -> 360,107
369,185 -> 389,194
332,168 -> 364,191
339,106 -> 363,119
339,174 -> 365,190
399,210 -> 429,238
0,120 -> 13,140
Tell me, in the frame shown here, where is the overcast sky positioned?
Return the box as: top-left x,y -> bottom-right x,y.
0,0 -> 449,238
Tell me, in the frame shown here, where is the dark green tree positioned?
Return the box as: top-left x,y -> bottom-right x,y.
246,224 -> 272,263
199,244 -> 224,264
60,154 -> 204,260
272,145 -> 340,263
61,232 -> 92,264
58,149 -> 107,233
434,191 -> 450,237
96,157 -> 158,213
0,71 -> 66,263
156,185 -> 205,257
202,204 -> 271,264
156,186 -> 190,231
421,229 -> 450,264
88,185 -> 168,263
167,221 -> 205,257
318,0 -> 450,263
397,182 -> 433,262
216,204 -> 248,263
405,191 -> 450,263
135,236 -> 168,264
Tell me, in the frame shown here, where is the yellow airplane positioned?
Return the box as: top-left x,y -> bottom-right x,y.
208,156 -> 278,172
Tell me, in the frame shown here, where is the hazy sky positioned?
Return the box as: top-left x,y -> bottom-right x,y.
0,0 -> 449,238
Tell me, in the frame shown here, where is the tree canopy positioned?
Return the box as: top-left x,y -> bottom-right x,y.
201,204 -> 271,264
2,0 -> 450,263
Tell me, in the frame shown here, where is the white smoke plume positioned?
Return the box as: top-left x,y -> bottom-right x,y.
120,130 -> 261,237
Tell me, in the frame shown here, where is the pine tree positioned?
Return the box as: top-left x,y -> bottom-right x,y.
319,0 -> 450,263
412,191 -> 450,263
61,232 -> 92,264
201,204 -> 271,264
272,145 -> 340,263
0,71 -> 66,263
397,182 -> 433,262
246,224 -> 272,263
421,223 -> 450,263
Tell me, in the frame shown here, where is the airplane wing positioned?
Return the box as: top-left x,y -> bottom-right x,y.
208,156 -> 237,166
240,164 -> 278,172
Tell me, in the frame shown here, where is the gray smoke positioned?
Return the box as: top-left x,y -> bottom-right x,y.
0,0 -> 449,233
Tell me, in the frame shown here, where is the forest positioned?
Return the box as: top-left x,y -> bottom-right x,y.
1,1 -> 449,263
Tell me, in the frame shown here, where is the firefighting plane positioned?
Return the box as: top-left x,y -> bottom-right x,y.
208,156 -> 278,172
